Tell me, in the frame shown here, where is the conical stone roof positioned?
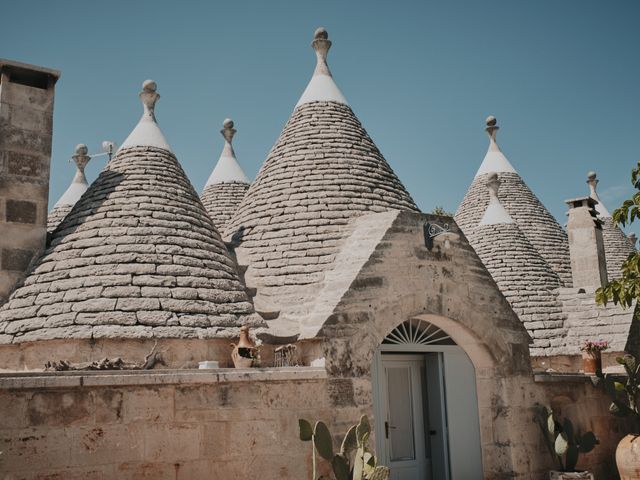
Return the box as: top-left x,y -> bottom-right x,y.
456,116 -> 572,286
468,173 -> 564,356
225,28 -> 417,331
201,119 -> 250,231
587,171 -> 636,280
47,144 -> 91,233
0,80 -> 262,344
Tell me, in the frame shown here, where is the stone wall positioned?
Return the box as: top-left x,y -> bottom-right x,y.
0,368 -> 348,479
0,368 -> 627,479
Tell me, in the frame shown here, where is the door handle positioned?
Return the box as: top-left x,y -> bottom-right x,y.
385,422 -> 398,438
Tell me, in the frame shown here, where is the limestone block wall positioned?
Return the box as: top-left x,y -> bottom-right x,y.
0,368 -> 352,479
0,61 -> 59,304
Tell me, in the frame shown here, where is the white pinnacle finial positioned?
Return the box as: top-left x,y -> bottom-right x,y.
119,79 -> 172,152
475,116 -> 517,177
54,143 -> 91,208
140,79 -> 159,119
312,27 -> 332,77
587,171 -> 611,217
204,118 -> 249,186
479,171 -> 514,225
295,27 -> 348,108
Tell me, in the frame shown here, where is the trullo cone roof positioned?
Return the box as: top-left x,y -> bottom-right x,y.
455,116 -> 572,286
0,80 -> 262,344
587,171 -> 636,280
225,28 -> 417,333
201,119 -> 250,231
47,144 -> 91,233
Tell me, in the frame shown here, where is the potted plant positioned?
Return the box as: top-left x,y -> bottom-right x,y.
600,354 -> 640,479
534,404 -> 598,479
580,340 -> 609,375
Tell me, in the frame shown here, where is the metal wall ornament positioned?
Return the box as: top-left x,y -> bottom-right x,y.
383,318 -> 455,346
424,222 -> 452,250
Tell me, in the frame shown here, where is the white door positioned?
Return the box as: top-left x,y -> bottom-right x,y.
380,355 -> 430,480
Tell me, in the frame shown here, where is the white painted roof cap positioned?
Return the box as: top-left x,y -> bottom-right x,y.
205,119 -> 250,186
54,144 -> 91,207
479,172 -> 515,225
475,116 -> 517,177
295,27 -> 348,108
587,171 -> 612,218
120,80 -> 172,152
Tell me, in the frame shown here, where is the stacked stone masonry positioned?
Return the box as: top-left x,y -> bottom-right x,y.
456,171 -> 573,287
602,217 -> 635,280
468,223 -> 566,355
47,203 -> 72,233
201,181 -> 249,232
0,145 -> 264,344
226,101 -> 418,326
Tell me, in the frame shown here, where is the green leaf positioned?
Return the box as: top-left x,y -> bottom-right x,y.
331,454 -> 350,480
547,412 -> 555,435
313,421 -> 334,460
340,425 -> 358,455
299,419 -> 313,441
565,445 -> 579,471
579,432 -> 597,453
356,416 -> 371,446
562,418 -> 574,441
555,432 -> 569,456
615,381 -> 626,393
369,466 -> 391,480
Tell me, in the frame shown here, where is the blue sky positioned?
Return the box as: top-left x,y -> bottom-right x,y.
2,0 -> 640,235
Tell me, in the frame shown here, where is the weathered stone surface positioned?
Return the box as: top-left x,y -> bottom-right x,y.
0,145 -> 264,342
201,181 -> 249,232
456,171 -> 572,286
225,101 -> 418,329
602,217 -> 636,280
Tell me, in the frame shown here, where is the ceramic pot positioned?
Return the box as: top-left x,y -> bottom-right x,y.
617,434 -> 640,479
582,351 -> 601,375
230,326 -> 257,368
549,471 -> 593,480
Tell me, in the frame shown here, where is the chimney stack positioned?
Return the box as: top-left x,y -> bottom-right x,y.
0,59 -> 60,303
565,196 -> 608,289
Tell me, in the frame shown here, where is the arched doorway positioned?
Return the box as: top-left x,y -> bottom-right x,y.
372,318 -> 484,480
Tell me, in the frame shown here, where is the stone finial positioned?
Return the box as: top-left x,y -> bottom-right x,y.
312,27 -> 333,77
587,171 -> 599,196
71,143 -> 91,175
221,118 -> 236,144
485,115 -> 500,149
486,171 -> 500,199
140,79 -> 160,119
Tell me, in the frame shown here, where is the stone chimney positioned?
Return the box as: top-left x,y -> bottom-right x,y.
565,196 -> 608,288
0,59 -> 60,303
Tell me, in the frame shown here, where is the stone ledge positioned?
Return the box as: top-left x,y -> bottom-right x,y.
0,366 -> 327,390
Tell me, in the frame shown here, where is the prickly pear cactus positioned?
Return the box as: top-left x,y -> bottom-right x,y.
298,415 -> 390,480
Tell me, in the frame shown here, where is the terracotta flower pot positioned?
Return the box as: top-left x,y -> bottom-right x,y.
617,434 -> 640,479
582,350 -> 601,375
549,472 -> 594,480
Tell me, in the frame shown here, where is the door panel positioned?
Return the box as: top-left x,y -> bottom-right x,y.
381,356 -> 429,480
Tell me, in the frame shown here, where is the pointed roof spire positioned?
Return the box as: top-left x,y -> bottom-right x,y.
475,116 -> 517,177
479,172 -> 514,225
119,79 -> 172,152
587,171 -> 611,217
54,144 -> 91,207
204,119 -> 249,186
47,144 -> 92,232
295,27 -> 348,108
